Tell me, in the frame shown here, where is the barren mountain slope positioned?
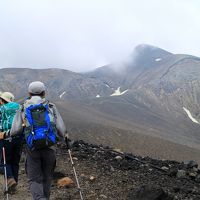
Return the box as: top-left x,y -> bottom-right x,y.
0,44 -> 200,160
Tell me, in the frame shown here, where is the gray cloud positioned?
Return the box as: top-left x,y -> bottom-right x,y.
0,0 -> 200,72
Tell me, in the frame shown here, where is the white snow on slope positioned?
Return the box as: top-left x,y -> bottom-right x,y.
59,91 -> 66,99
111,87 -> 128,96
96,94 -> 100,98
155,58 -> 162,62
183,107 -> 200,124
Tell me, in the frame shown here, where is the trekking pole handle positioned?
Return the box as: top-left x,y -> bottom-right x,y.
65,136 -> 70,150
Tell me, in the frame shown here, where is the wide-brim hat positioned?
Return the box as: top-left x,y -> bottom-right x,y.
0,92 -> 15,102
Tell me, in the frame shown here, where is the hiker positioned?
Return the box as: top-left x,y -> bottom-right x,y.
0,91 -> 2,172
0,92 -> 22,193
9,81 -> 67,200
0,91 -> 2,131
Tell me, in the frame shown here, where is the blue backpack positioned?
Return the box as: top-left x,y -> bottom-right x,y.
24,103 -> 58,150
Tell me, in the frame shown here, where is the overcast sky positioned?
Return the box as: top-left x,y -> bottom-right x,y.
0,0 -> 200,72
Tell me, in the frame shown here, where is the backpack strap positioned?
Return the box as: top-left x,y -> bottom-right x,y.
21,104 -> 28,128
43,103 -> 51,132
48,103 -> 57,123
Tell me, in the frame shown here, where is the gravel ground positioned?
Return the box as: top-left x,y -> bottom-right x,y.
0,141 -> 200,200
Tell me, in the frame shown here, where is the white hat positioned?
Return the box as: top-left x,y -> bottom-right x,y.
28,81 -> 46,94
0,92 -> 15,102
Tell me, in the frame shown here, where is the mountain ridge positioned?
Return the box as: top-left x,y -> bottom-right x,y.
0,44 -> 200,162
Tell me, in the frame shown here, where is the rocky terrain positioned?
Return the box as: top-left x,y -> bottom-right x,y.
1,141 -> 200,200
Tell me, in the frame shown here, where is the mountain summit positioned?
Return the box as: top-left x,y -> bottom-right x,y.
133,44 -> 172,56
127,44 -> 173,71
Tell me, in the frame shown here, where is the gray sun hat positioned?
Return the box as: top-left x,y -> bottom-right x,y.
28,81 -> 46,94
0,92 -> 15,102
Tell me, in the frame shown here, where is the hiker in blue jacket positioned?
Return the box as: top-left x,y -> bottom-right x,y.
0,92 -> 22,194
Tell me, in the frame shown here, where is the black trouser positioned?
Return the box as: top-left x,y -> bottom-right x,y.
25,147 -> 56,200
0,137 -> 23,182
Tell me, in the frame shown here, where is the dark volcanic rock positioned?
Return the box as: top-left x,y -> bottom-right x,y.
133,185 -> 173,200
54,141 -> 200,200
184,160 -> 198,169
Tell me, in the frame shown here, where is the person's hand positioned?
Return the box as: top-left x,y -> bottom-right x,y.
65,136 -> 75,150
0,132 -> 5,140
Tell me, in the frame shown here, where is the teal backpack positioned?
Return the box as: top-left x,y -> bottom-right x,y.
0,109 -> 2,131
0,102 -> 20,131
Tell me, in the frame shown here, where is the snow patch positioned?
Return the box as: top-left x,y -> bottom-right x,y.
105,84 -> 110,88
155,58 -> 162,62
183,107 -> 199,124
59,91 -> 66,99
96,95 -> 100,98
110,87 -> 128,96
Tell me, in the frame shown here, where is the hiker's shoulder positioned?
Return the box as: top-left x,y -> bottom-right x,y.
23,96 -> 43,106
48,102 -> 56,108
3,102 -> 20,109
48,102 -> 59,114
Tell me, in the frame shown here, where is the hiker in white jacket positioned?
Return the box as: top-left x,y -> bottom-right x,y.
10,81 -> 67,200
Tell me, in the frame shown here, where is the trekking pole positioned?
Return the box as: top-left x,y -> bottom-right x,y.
2,147 -> 9,200
65,137 -> 84,200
